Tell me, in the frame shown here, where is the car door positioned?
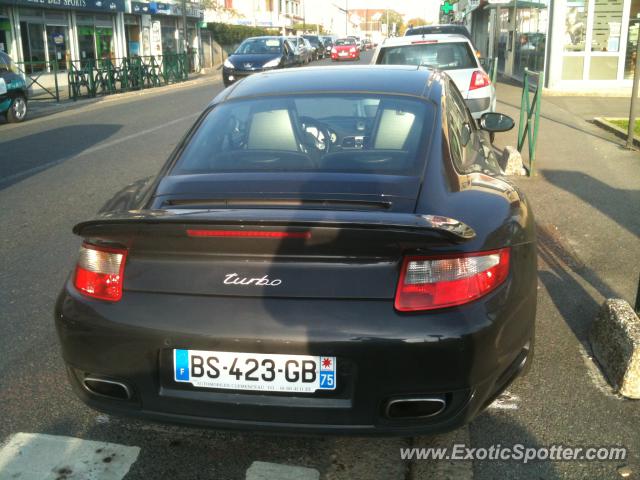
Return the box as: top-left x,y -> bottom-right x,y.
283,39 -> 296,67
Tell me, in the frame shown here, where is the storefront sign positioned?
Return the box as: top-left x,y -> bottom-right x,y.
131,1 -> 202,18
0,0 -> 125,13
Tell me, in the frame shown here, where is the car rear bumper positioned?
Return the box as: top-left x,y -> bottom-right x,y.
55,243 -> 536,436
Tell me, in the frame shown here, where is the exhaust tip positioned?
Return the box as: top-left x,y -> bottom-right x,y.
385,396 -> 446,419
83,377 -> 132,400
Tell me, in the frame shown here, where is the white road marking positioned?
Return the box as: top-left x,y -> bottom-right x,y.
79,114 -> 199,157
0,113 -> 198,188
96,414 -> 111,424
246,461 -> 320,480
578,344 -> 620,399
0,432 -> 140,480
488,390 -> 520,410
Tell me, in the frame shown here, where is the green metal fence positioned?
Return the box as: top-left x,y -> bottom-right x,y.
517,68 -> 544,176
67,53 -> 190,100
14,60 -> 61,102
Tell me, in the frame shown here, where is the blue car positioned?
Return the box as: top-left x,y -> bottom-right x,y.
0,52 -> 27,123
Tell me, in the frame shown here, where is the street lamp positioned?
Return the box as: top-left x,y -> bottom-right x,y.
345,0 -> 348,36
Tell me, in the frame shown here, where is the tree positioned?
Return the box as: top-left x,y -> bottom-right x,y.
380,9 -> 404,37
405,17 -> 428,29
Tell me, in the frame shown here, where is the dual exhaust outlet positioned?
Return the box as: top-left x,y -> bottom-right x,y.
385,396 -> 447,419
83,377 -> 132,401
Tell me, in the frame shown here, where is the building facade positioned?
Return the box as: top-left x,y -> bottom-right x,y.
203,0 -> 303,32
0,0 -> 202,70
459,0 -> 639,93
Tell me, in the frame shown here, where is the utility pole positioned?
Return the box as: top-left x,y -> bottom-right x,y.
345,0 -> 348,36
386,9 -> 389,37
182,0 -> 188,53
626,36 -> 640,149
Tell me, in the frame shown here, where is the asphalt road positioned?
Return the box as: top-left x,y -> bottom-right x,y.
0,50 -> 638,480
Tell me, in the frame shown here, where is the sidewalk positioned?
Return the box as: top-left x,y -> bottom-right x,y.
19,69 -> 222,123
493,81 -> 639,305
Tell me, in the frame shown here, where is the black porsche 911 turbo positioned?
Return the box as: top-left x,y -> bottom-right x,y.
55,66 -> 537,436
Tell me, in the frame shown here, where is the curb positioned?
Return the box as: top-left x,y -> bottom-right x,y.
593,117 -> 640,148
589,298 -> 640,399
23,72 -> 222,123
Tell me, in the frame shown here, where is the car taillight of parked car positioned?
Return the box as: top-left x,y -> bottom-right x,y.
470,70 -> 491,90
74,243 -> 127,301
395,249 -> 510,311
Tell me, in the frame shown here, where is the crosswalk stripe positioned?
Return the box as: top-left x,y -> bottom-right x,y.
0,432 -> 140,480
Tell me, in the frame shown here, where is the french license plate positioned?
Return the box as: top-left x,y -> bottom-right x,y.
174,349 -> 336,393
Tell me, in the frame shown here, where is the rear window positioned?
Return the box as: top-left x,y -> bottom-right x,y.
335,38 -> 355,46
172,94 -> 434,176
376,42 -> 477,70
405,26 -> 471,39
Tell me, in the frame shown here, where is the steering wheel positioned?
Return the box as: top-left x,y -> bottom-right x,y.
299,117 -> 333,154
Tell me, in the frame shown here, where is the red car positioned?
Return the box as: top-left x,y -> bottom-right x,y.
331,38 -> 360,61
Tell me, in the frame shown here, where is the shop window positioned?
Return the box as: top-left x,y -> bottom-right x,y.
78,25 -> 96,63
20,22 -> 46,71
561,56 -> 584,80
0,17 -> 12,54
161,20 -> 177,55
96,27 -> 114,61
564,0 -> 588,52
589,55 -> 619,79
47,25 -> 68,70
624,0 -> 640,79
125,15 -> 141,57
591,0 -> 624,52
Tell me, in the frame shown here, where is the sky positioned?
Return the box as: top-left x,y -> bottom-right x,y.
345,0 -> 441,23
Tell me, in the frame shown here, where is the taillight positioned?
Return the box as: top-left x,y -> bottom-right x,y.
395,249 -> 510,312
350,47 -> 356,53
331,47 -> 337,53
74,243 -> 127,301
470,70 -> 491,90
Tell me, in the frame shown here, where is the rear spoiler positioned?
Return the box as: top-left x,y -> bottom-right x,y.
73,209 -> 476,242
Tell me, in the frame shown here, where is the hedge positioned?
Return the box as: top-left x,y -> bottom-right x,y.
204,22 -> 280,47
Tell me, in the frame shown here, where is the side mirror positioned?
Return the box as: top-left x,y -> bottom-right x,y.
480,112 -> 515,133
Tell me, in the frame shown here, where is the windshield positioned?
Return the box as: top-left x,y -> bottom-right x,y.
235,38 -> 283,55
173,94 -> 434,176
377,42 -> 477,70
335,38 -> 355,46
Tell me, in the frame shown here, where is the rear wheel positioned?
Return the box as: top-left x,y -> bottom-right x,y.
5,95 -> 27,123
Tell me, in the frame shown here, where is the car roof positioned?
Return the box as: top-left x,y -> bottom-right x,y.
213,66 -> 441,104
381,34 -> 472,47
